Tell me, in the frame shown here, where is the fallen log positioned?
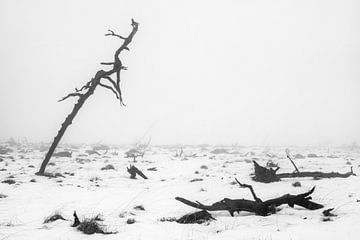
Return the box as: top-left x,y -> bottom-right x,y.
252,161 -> 355,183
176,179 -> 323,216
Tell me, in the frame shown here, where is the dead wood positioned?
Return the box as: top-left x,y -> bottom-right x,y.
286,148 -> 300,173
176,180 -> 323,216
127,165 -> 148,179
72,211 -> 80,227
322,208 -> 336,217
252,161 -> 355,183
36,19 -> 139,175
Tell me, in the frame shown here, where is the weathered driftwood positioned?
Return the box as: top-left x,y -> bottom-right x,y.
253,161 -> 355,183
127,165 -> 148,179
176,179 -> 323,216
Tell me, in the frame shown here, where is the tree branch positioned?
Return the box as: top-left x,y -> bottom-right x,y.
235,178 -> 262,202
100,62 -> 115,65
105,29 -> 126,39
286,149 -> 300,173
58,93 -> 82,102
98,82 -> 119,99
101,19 -> 139,106
101,76 -> 125,106
101,76 -> 117,90
113,19 -> 139,62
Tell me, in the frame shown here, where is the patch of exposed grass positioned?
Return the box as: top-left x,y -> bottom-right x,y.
73,213 -> 116,235
292,181 -> 301,187
1,179 -> 15,184
44,212 -> 66,223
133,205 -> 145,211
77,217 -> 115,234
126,218 -> 135,224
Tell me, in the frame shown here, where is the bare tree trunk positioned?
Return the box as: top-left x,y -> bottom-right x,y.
37,81 -> 97,175
36,19 -> 139,175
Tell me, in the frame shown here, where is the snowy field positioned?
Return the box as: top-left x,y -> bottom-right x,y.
1,143 -> 359,240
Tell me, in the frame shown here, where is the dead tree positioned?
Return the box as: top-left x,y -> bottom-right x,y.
36,19 -> 139,175
176,179 -> 323,216
253,152 -> 355,183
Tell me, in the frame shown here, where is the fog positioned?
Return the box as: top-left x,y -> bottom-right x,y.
0,0 -> 359,146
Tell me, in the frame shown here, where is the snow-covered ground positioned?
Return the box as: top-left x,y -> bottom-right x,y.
1,143 -> 359,239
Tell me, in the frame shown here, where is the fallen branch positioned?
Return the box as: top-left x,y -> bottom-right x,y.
252,161 -> 355,183
176,180 -> 323,216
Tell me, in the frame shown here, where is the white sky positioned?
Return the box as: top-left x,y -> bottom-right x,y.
0,0 -> 359,146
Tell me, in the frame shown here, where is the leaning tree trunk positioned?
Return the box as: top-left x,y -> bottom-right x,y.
36,19 -> 139,175
37,79 -> 98,174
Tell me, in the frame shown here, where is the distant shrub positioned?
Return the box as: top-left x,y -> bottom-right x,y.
90,176 -> 102,182
126,218 -> 136,224
42,172 -> 65,178
307,153 -> 318,158
101,164 -> 115,170
2,179 -> 15,184
133,205 -> 145,211
294,154 -> 305,159
53,151 -> 72,158
189,178 -> 203,182
0,193 -> 7,198
292,181 -> 301,187
159,217 -> 177,222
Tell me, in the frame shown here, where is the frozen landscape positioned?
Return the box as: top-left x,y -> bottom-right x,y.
1,0 -> 359,239
1,142 -> 359,239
